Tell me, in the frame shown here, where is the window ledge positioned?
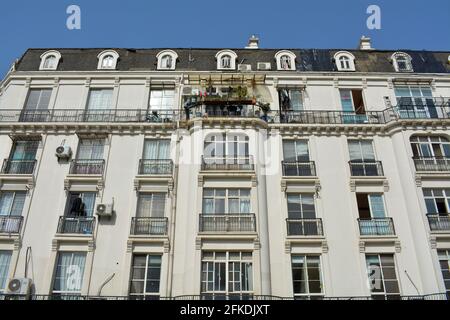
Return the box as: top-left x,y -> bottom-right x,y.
0,175 -> 35,190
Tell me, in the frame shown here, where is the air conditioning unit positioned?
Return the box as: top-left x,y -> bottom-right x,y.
6,278 -> 32,298
96,203 -> 114,218
257,62 -> 271,70
238,64 -> 252,72
55,145 -> 72,159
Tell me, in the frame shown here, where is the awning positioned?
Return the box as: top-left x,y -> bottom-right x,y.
187,73 -> 266,85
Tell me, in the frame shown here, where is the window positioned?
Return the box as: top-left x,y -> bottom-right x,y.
143,140 -> 170,160
423,189 -> 450,215
410,136 -> 450,159
202,189 -> 251,214
334,51 -> 356,71
39,51 -> 61,70
348,140 -> 375,162
392,52 -> 413,72
65,192 -> 96,217
136,193 -> 166,218
340,89 -> 365,113
77,139 -> 105,160
0,251 -> 12,292
129,254 -> 162,299
437,250 -> 450,296
25,89 -> 52,110
275,51 -> 296,71
357,194 -> 386,219
149,88 -> 175,111
0,191 -> 26,217
394,85 -> 435,118
283,140 -> 309,162
97,50 -> 119,70
278,89 -> 303,111
5,140 -> 39,174
204,134 -> 249,159
87,89 -> 113,110
201,251 -> 253,298
291,255 -> 323,299
52,252 -> 86,297
221,55 -> 231,69
215,50 -> 238,70
156,50 -> 178,70
365,254 -> 400,300
287,194 -> 321,236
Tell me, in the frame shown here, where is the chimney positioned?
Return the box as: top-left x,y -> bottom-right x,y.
245,35 -> 259,49
359,36 -> 374,50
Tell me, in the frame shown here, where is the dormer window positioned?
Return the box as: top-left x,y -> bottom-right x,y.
334,51 -> 356,71
392,52 -> 413,72
156,50 -> 178,70
39,51 -> 62,71
275,51 -> 296,71
97,50 -> 119,70
215,50 -> 237,70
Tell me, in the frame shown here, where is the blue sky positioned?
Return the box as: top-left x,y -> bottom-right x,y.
0,0 -> 449,77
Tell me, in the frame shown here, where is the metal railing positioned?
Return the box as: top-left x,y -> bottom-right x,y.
427,214 -> 450,232
199,214 -> 256,232
286,218 -> 323,236
186,103 -> 265,120
278,110 -> 390,125
1,159 -> 36,175
69,159 -> 105,175
358,218 -> 396,236
0,216 -> 23,233
201,156 -> 254,171
130,217 -> 168,236
282,161 -> 316,176
139,159 -> 173,175
413,157 -> 450,172
56,216 -> 95,235
349,161 -> 384,177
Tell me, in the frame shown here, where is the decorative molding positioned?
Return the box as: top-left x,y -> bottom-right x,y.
145,77 -> 151,88
195,237 -> 202,250
415,175 -> 422,187
429,236 -> 437,249
251,175 -> 258,187
126,240 -> 133,253
51,239 -> 58,252
383,180 -> 390,192
431,79 -> 436,91
350,179 -> 357,192
333,78 -> 339,88
114,77 -> 120,88
321,241 -> 329,253
163,240 -> 170,253
284,241 -> 291,254
359,241 -> 366,253
13,238 -> 22,251
362,78 -> 368,89
395,240 -> 401,253
88,240 -> 95,252
84,78 -> 91,87
281,180 -> 287,193
25,78 -> 31,88
198,175 -> 204,187
53,77 -> 60,88
387,78 -> 394,89
253,238 -> 261,250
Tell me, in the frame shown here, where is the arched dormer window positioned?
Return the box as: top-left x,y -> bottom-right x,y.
156,50 -> 178,70
447,55 -> 450,65
215,50 -> 238,70
391,52 -> 413,72
274,51 -> 296,71
334,51 -> 356,71
97,50 -> 119,70
39,50 -> 62,71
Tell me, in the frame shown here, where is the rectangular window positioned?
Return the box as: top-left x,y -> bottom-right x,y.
204,134 -> 249,158
394,85 -> 435,118
52,252 -> 86,296
77,139 -> 105,160
423,189 -> 450,214
201,251 -> 253,297
129,254 -> 162,299
437,250 -> 450,296
366,254 -> 400,300
356,194 -> 386,219
86,89 -> 113,110
0,251 -> 12,292
340,89 -> 365,113
9,140 -> 39,161
410,136 -> 450,158
136,193 -> 166,218
65,192 -> 96,217
25,89 -> 52,110
278,89 -> 303,111
202,189 -> 251,214
348,140 -> 375,162
291,255 -> 323,299
283,140 -> 309,162
0,191 -> 26,216
149,88 -> 175,111
287,194 -> 316,219
143,140 -> 170,160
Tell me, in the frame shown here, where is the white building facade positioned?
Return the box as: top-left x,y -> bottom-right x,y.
0,37 -> 450,300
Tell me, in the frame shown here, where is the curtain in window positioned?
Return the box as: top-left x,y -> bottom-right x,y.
77,139 -> 104,160
0,251 -> 12,291
53,252 -> 86,293
87,89 -> 113,110
283,141 -> 309,162
340,90 -> 354,112
25,89 -> 52,110
240,199 -> 251,214
81,193 -> 96,217
10,192 -> 26,216
369,195 -> 385,218
291,90 -> 303,111
242,263 -> 253,291
0,193 -> 14,216
11,141 -> 39,161
349,141 -> 375,161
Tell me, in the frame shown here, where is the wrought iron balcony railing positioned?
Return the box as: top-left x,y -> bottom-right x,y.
69,159 -> 105,175
0,216 -> 23,233
427,214 -> 450,232
138,159 -> 173,175
199,214 -> 256,232
349,161 -> 384,177
282,161 -> 316,176
358,218 -> 396,236
56,216 -> 95,235
278,110 -> 390,125
130,217 -> 168,236
413,157 -> 450,172
201,156 -> 254,171
1,159 -> 36,175
286,218 -> 323,236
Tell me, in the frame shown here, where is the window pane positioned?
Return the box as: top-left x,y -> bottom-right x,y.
0,251 -> 12,291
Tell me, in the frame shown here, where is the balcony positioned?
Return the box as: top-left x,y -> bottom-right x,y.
201,156 -> 254,171
349,161 -> 384,177
427,214 -> 450,232
130,217 -> 168,236
394,99 -> 450,120
282,161 -> 316,176
278,110 -> 389,125
138,159 -> 173,175
186,102 -> 266,120
286,218 -> 323,236
413,157 -> 450,172
358,218 -> 396,236
199,214 -> 256,233
0,216 -> 23,233
56,216 -> 95,235
1,159 -> 36,175
69,159 -> 105,175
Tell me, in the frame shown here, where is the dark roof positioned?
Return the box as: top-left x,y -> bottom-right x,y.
14,48 -> 450,74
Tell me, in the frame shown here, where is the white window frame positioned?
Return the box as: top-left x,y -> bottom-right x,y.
52,251 -> 87,296
39,50 -> 62,71
365,254 -> 401,299
437,250 -> 450,295
334,51 -> 356,71
97,50 -> 119,70
291,255 -> 324,299
148,87 -> 175,111
275,50 -> 296,71
202,188 -> 251,215
129,254 -> 162,298
410,136 -> 450,158
215,50 -> 238,70
204,133 -> 249,159
423,188 -> 450,215
0,191 -> 27,216
0,250 -> 12,293
156,50 -> 178,70
136,193 -> 167,218
391,52 -> 413,72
